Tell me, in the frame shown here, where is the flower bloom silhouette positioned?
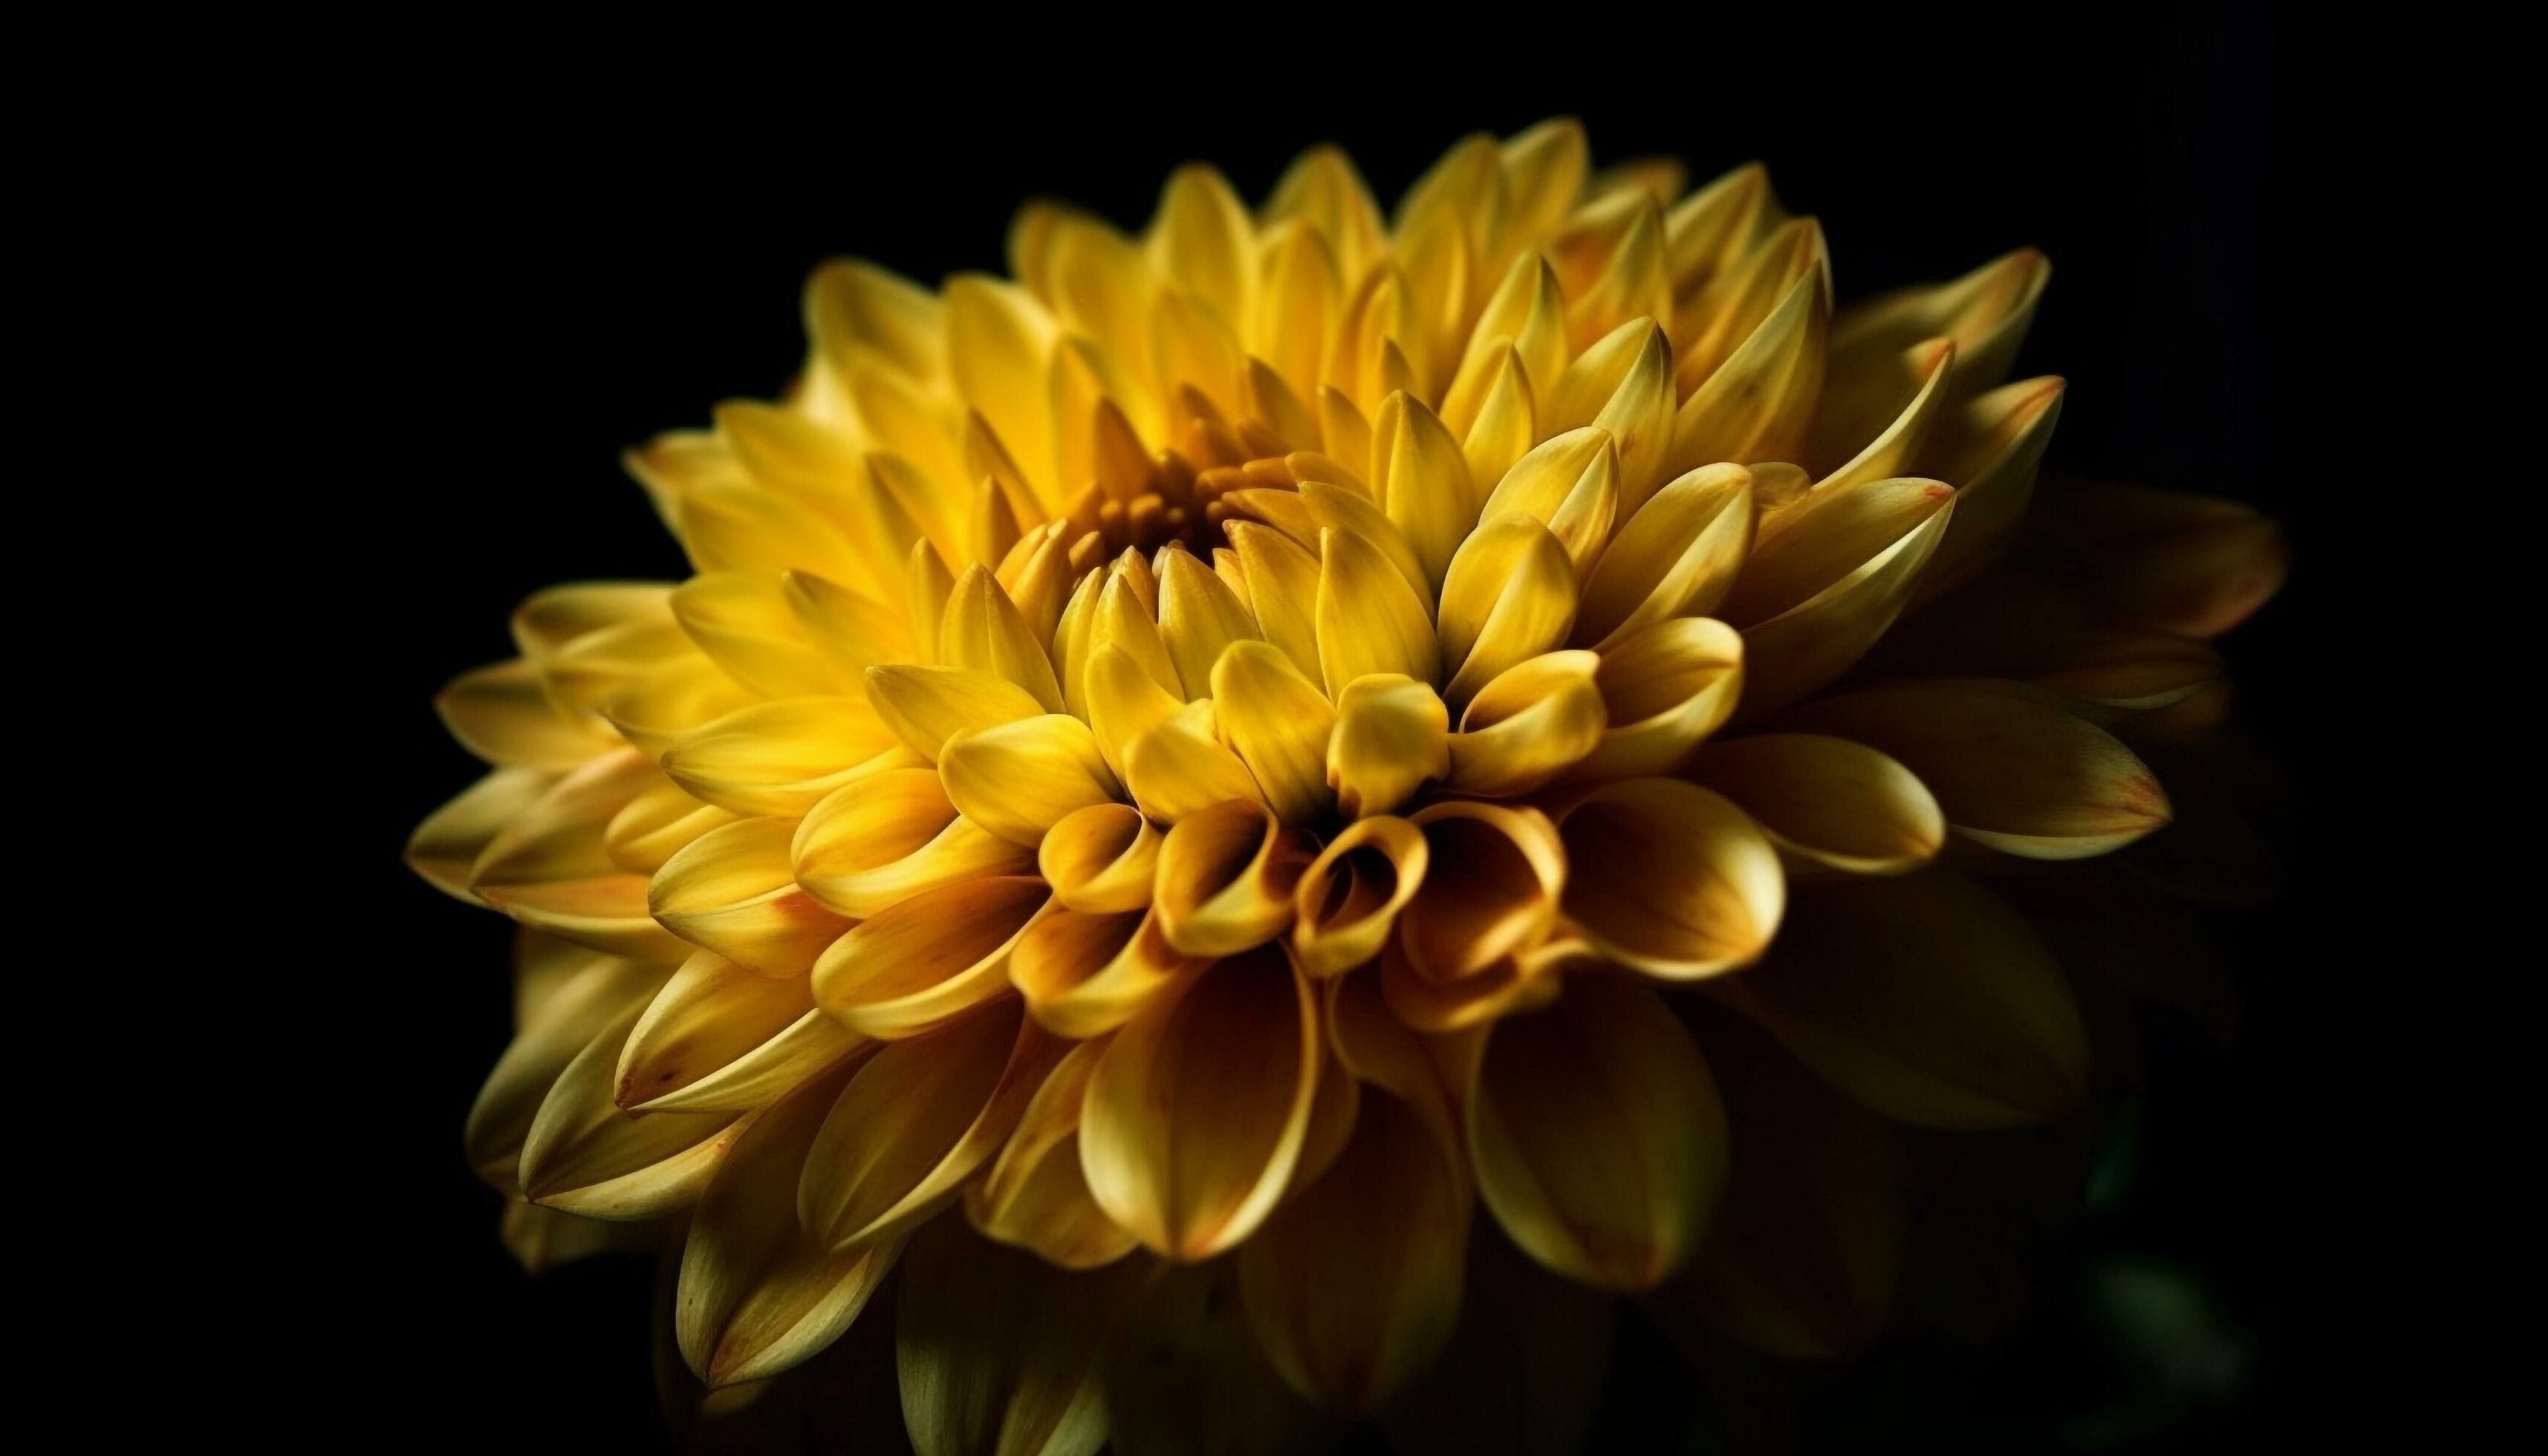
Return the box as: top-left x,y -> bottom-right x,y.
410,121 -> 2283,1451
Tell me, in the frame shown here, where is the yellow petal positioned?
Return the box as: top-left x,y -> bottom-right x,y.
806,258 -> 946,386
1544,319 -> 1676,510
625,975 -> 865,1119
519,994 -> 749,1218
648,817 -> 854,975
864,663 -> 1047,761
677,481 -> 868,587
937,715 -> 1122,846
1499,117 -> 1589,246
1556,779 -> 1784,978
1467,974 -> 1726,1290
603,779 -> 738,875
1778,682 -> 2170,857
1831,247 -> 2050,399
897,1215 -> 1143,1456
1664,268 -> 1827,475
1092,565 -> 1182,701
1723,476 -> 1957,626
1686,734 -> 1944,876
672,572 -> 851,699
812,877 -> 1049,1039
435,657 -> 624,770
799,1000 -> 1065,1250
676,1064 -> 903,1386
1738,502 -> 1953,714
946,276 -> 1060,505
1325,674 -> 1450,821
1476,426 -> 1617,576
1316,527 -> 1440,694
602,657 -> 756,760
470,751 -> 692,961
1810,337 -> 1956,493
1209,640 -> 1337,828
1081,944 -> 1321,1259
1221,521 -> 1323,684
1369,392 -> 1478,595
1297,478 -> 1429,604
408,767 -> 558,902
1915,376 -> 2066,601
1156,547 -> 1261,700
968,1040 -> 1142,1270
1120,698 -> 1267,825
941,565 -> 1067,711
1011,906 -> 1202,1039
661,698 -> 912,818
1036,802 -> 1160,914
1715,870 -> 2089,1128
1571,463 -> 1754,648
1150,163 -> 1255,331
1437,513 -> 1579,709
1574,617 -> 1743,781
1399,801 -> 1565,982
1664,162 -> 1778,292
793,768 -> 1034,918
1291,815 -> 1428,977
1237,1089 -> 1470,1416
497,1200 -> 655,1275
466,949 -> 666,1189
1154,799 -> 1314,957
1446,651 -> 1607,797
1079,640 -> 1180,784
1458,345 -> 1539,491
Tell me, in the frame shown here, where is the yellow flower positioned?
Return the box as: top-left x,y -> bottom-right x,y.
411,120 -> 2284,1443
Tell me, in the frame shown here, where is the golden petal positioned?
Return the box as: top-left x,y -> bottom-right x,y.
675,1063 -> 903,1387
946,275 -> 1061,506
1149,163 -> 1255,332
1476,426 -> 1619,577
465,949 -> 666,1189
937,714 -> 1122,847
799,999 -> 1065,1251
1571,462 -> 1754,649
1037,802 -> 1161,914
1445,651 -> 1608,797
1157,547 -> 1263,701
1914,375 -> 2066,602
1723,475 -> 1957,627
1544,319 -> 1676,510
669,572 -> 847,700
1830,247 -> 2050,399
1458,345 -> 1539,491
1370,392 -> 1478,596
677,481 -> 869,587
1154,799 -> 1315,958
1209,640 -> 1338,827
1555,778 -> 1783,978
1080,944 -> 1321,1259
1778,681 -> 2170,858
1327,674 -> 1451,819
811,876 -> 1048,1039
1686,734 -> 1945,876
793,768 -> 1033,918
1437,514 -> 1579,710
1664,162 -> 1779,292
1467,973 -> 1726,1290
648,817 -> 855,975
1121,698 -> 1267,825
968,1040 -> 1143,1270
1713,870 -> 2090,1128
603,779 -> 738,875
1223,521 -> 1324,684
1498,117 -> 1590,247
1291,815 -> 1428,977
1314,526 -> 1440,695
435,657 -> 625,770
1398,801 -> 1566,982
408,767 -> 559,902
1379,932 -> 1574,1035
1738,502 -> 1952,714
1572,616 -> 1743,782
1010,906 -> 1202,1039
940,565 -> 1067,711
864,663 -> 1047,762
519,993 -> 749,1218
660,698 -> 914,818
1664,267 -> 1827,475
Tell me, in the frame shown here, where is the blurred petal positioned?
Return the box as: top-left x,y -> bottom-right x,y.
1381,1226 -> 1615,1456
519,995 -> 750,1219
897,1215 -> 1145,1456
1689,732 -> 1944,876
408,767 -> 558,902
436,657 -> 625,769
661,698 -> 914,818
466,949 -> 666,1189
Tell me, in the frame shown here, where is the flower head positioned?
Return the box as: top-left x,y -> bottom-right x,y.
412,120 -> 2283,1438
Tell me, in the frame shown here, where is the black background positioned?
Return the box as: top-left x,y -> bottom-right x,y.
308,15 -> 2387,1451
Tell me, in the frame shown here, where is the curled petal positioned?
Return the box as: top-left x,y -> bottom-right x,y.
1687,734 -> 1944,876
1154,799 -> 1315,957
1327,674 -> 1450,819
1400,801 -> 1566,982
1292,815 -> 1429,976
1779,682 -> 2169,858
793,768 -> 1033,918
1572,463 -> 1754,649
661,698 -> 913,818
1381,932 -> 1576,1035
1715,870 -> 2090,1128
1574,617 -> 1743,782
811,877 -> 1048,1039
969,1040 -> 1141,1270
1467,974 -> 1727,1290
938,715 -> 1122,847
1446,651 -> 1608,797
1012,906 -> 1201,1039
1209,640 -> 1338,828
649,818 -> 855,975
1081,945 -> 1321,1259
676,1065 -> 903,1387
799,999 -> 1064,1251
1556,779 -> 1783,979
1037,802 -> 1161,914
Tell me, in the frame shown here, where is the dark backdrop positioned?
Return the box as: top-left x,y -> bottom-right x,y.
323,16 -> 2361,1452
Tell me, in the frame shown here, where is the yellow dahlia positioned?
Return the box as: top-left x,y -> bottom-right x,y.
409,120 -> 2284,1447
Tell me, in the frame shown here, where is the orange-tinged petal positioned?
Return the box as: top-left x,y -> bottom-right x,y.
1687,733 -> 1944,876
1556,779 -> 1783,979
1574,617 -> 1743,782
408,767 -> 559,902
1399,801 -> 1565,982
649,817 -> 855,975
1010,906 -> 1201,1039
615,951 -> 826,1111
